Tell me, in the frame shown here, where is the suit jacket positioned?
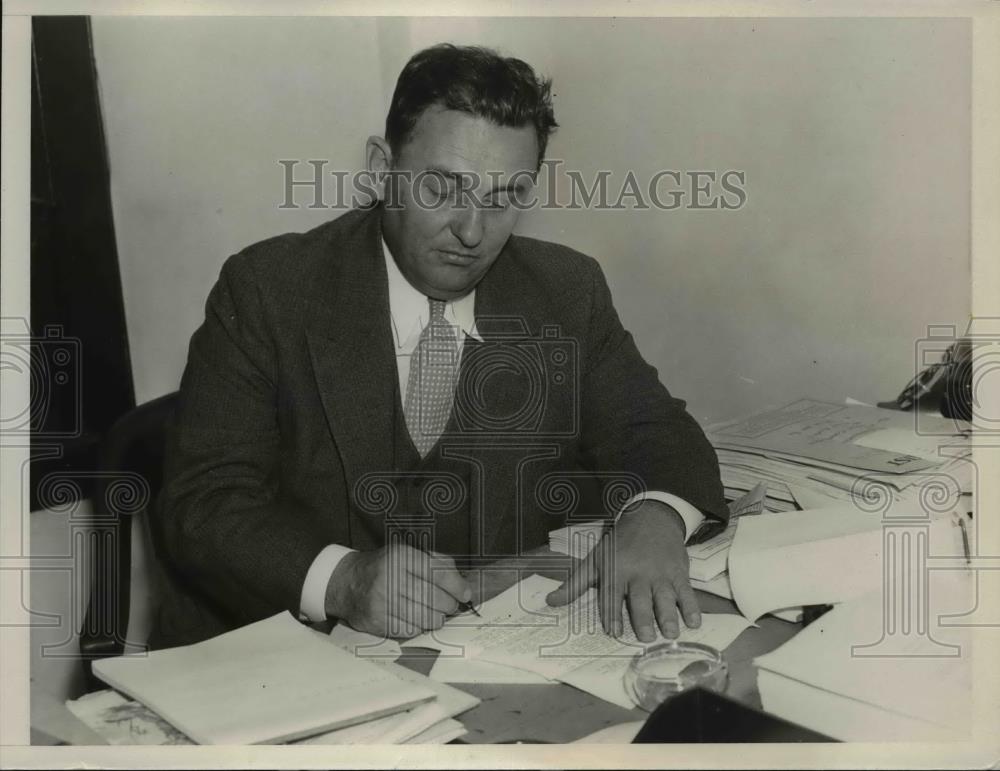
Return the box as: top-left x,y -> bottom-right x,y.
152,206 -> 728,648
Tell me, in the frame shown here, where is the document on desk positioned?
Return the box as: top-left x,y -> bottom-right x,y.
402,718 -> 467,745
710,399 -> 954,474
66,690 -> 193,745
686,483 -> 768,581
428,655 -> 551,684
92,612 -> 435,744
727,506 -> 964,622
328,623 -> 402,660
409,575 -> 752,708
755,581 -> 974,741
303,633 -> 478,743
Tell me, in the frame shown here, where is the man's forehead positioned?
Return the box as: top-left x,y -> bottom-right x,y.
399,107 -> 538,176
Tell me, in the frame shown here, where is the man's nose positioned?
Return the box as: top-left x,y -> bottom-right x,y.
450,203 -> 484,249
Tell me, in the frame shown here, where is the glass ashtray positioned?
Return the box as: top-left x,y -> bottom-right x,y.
623,641 -> 728,711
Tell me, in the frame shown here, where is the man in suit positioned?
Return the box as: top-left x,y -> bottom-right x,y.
154,44 -> 728,650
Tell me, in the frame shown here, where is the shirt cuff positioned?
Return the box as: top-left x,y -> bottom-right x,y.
615,491 -> 706,544
299,544 -> 356,623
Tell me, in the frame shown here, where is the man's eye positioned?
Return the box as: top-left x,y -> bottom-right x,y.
485,197 -> 509,211
422,177 -> 451,200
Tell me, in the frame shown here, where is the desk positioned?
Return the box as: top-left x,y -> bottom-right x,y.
29,549 -> 799,746
398,548 -> 799,744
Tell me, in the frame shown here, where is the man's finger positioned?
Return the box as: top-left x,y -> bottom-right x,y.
546,546 -> 598,607
386,615 -> 420,640
626,581 -> 656,643
390,543 -> 430,587
400,574 -> 459,616
596,535 -> 624,636
675,578 -> 702,629
393,546 -> 469,606
426,550 -> 472,605
652,581 -> 681,639
391,594 -> 445,632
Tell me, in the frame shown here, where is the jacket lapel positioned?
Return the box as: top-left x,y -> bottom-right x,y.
305,210 -> 397,509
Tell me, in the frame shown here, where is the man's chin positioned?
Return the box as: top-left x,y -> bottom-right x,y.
423,266 -> 485,298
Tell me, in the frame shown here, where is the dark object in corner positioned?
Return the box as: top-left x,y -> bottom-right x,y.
801,603 -> 834,627
632,687 -> 836,743
879,337 -> 972,422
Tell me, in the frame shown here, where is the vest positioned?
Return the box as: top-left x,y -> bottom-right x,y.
346,337 -> 611,564
348,370 -> 475,565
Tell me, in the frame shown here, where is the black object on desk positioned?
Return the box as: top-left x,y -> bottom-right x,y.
801,603 -> 834,627
632,687 -> 835,743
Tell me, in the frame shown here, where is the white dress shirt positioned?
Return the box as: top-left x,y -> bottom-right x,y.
298,241 -> 705,622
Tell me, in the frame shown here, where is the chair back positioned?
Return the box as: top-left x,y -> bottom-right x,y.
79,391 -> 177,684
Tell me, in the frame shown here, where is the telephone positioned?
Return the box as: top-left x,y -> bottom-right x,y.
885,338 -> 972,421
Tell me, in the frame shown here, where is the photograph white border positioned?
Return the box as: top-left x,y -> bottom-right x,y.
2,1 -> 998,768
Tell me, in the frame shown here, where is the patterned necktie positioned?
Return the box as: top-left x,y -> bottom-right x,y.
403,298 -> 460,457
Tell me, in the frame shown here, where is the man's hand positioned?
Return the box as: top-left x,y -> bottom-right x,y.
545,500 -> 700,642
324,544 -> 471,639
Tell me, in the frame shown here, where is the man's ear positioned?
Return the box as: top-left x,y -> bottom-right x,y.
365,136 -> 393,202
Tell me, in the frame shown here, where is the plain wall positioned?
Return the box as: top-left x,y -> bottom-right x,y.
92,16 -> 970,425
90,16 -> 388,405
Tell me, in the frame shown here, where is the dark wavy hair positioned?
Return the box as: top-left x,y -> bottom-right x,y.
385,44 -> 558,168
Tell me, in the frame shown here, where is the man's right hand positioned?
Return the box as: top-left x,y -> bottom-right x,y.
324,544 -> 470,639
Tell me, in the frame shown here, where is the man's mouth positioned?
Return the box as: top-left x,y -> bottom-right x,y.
439,250 -> 477,266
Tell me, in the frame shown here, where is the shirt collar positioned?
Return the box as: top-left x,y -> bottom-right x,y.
382,237 -> 481,350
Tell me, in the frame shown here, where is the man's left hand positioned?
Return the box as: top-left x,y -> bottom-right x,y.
545,500 -> 700,641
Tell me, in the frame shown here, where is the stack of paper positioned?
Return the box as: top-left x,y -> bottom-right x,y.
755,580 -> 974,741
409,574 -> 752,709
323,626 -> 479,743
88,612 -> 475,745
68,678 -> 474,747
686,483 -> 767,582
709,399 -> 971,513
548,520 -> 606,560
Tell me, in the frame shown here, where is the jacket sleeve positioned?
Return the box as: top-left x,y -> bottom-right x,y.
576,259 -> 729,524
155,253 -> 329,626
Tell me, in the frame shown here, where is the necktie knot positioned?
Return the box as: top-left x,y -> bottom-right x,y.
428,298 -> 447,321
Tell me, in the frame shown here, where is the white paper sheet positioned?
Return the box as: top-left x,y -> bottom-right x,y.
65,690 -> 193,745
403,718 -> 467,744
571,720 -> 644,743
852,427 -> 969,463
711,399 -> 945,474
411,574 -> 752,707
328,623 -> 402,660
298,637 -> 479,744
93,612 -> 435,744
557,613 -> 752,709
755,577 -> 974,740
428,655 -> 551,684
690,571 -> 733,599
728,507 -> 963,622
